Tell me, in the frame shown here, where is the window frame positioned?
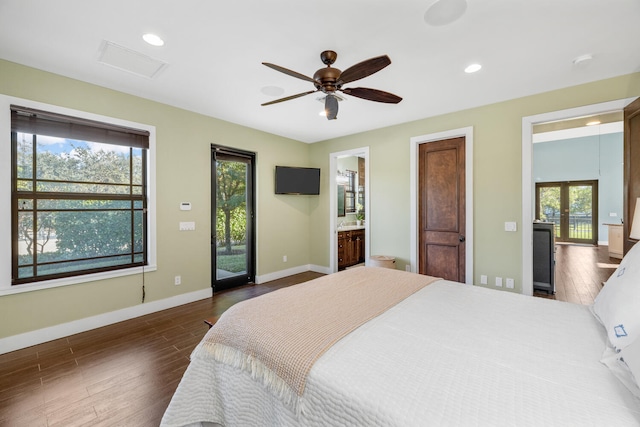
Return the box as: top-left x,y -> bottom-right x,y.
0,96 -> 157,295
344,169 -> 356,213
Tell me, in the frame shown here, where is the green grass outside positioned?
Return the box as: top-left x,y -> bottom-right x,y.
216,245 -> 246,273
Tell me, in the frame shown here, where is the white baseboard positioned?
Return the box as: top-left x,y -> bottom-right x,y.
310,264 -> 332,275
255,264 -> 331,284
0,287 -> 212,355
2,266 -> 334,355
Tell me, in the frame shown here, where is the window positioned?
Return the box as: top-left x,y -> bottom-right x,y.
10,105 -> 150,285
344,170 -> 356,213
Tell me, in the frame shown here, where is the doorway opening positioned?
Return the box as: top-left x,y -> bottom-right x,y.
329,147 -> 369,273
521,97 -> 635,296
211,145 -> 256,292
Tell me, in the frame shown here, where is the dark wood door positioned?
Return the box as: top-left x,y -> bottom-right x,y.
624,97 -> 640,254
419,137 -> 465,282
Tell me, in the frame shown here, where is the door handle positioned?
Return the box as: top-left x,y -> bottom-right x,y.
459,235 -> 465,242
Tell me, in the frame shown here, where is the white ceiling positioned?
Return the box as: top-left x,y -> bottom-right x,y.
1,0 -> 639,143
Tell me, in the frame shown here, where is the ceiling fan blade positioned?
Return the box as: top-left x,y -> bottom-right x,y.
262,62 -> 318,83
338,55 -> 391,85
340,87 -> 402,104
325,94 -> 339,120
261,90 -> 318,106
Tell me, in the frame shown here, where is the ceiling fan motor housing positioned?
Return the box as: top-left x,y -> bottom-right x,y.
313,67 -> 342,93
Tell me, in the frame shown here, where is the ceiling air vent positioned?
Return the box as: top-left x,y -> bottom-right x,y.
98,40 -> 167,79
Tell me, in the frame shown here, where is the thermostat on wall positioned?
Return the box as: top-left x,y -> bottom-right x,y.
180,202 -> 192,211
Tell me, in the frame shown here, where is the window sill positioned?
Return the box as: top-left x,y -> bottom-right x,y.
0,264 -> 158,296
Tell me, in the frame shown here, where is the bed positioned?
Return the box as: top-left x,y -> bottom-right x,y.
161,246 -> 640,426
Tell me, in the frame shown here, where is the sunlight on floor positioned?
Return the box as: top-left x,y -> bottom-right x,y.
597,262 -> 620,269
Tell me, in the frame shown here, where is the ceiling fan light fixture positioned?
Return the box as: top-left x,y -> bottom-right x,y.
325,94 -> 339,120
142,33 -> 164,47
424,0 -> 468,26
464,63 -> 482,73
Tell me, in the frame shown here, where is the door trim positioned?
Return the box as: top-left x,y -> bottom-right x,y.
521,97 -> 636,296
329,147 -> 369,273
624,97 -> 640,254
410,126 -> 473,285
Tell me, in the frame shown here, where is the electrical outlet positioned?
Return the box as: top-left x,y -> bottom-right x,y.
506,278 -> 515,289
495,277 -> 503,287
174,275 -> 181,285
405,264 -> 411,272
283,255 -> 287,262
480,275 -> 487,285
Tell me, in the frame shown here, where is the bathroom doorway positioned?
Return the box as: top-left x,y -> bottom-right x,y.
329,147 -> 369,273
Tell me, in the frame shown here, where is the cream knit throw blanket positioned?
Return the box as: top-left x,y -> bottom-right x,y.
198,266 -> 440,412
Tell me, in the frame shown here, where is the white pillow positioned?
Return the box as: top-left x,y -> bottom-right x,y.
621,338 -> 640,396
600,343 -> 640,398
592,241 -> 640,351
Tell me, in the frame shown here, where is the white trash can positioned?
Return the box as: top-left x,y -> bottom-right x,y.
368,255 -> 396,269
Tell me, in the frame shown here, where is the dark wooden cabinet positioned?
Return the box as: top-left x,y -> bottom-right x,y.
533,222 -> 555,294
338,232 -> 347,269
338,229 -> 365,270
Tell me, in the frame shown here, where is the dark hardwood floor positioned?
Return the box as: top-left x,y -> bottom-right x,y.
0,249 -> 619,426
0,271 -> 324,427
534,243 -> 621,304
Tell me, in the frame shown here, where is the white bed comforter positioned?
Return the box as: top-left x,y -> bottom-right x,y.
161,280 -> 640,426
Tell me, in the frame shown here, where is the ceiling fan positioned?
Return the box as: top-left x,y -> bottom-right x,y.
261,50 -> 402,120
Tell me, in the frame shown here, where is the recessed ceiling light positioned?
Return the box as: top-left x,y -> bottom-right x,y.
586,120 -> 601,126
143,33 -> 164,47
424,0 -> 468,26
572,54 -> 593,67
464,63 -> 482,73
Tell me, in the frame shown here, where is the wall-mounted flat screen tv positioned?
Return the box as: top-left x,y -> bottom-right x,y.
275,166 -> 321,195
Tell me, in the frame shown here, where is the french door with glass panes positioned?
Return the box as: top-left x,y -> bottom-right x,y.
211,145 -> 255,292
535,180 -> 598,244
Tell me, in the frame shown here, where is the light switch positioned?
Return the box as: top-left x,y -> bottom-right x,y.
179,221 -> 196,231
504,221 -> 517,232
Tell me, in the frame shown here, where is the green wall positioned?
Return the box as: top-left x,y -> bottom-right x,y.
0,60 -> 312,339
308,73 -> 640,291
1,57 -> 639,342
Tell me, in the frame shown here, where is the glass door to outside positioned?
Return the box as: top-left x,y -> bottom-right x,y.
536,180 -> 598,245
212,146 -> 255,292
